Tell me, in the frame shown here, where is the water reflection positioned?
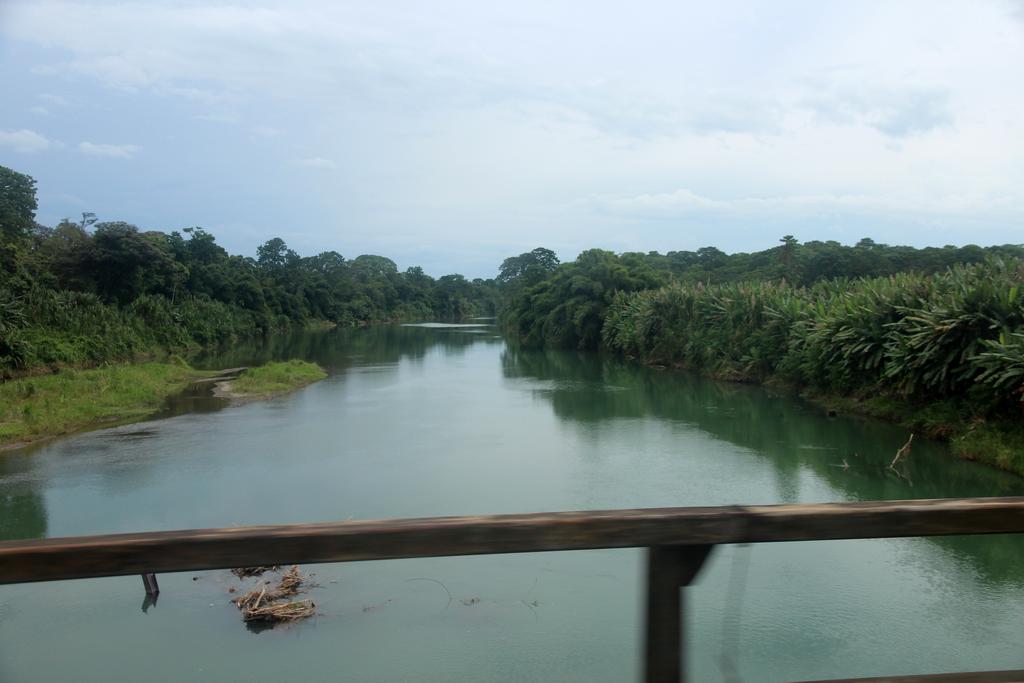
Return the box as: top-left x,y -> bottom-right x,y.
1,326 -> 1023,682
502,346 -> 1024,584
0,456 -> 48,539
0,325 -> 504,542
192,324 -> 501,371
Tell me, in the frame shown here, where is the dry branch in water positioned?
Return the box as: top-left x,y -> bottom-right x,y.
232,565 -> 315,623
887,433 -> 915,485
889,433 -> 914,470
241,599 -> 315,622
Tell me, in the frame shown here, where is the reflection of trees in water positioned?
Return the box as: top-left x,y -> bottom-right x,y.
0,462 -> 47,540
0,326 -> 502,543
195,325 -> 500,372
502,347 -> 1024,585
0,488 -> 47,540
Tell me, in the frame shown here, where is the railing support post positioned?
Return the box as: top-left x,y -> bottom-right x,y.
644,544 -> 713,683
141,572 -> 159,597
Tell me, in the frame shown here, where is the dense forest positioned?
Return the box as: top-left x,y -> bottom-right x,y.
0,165 -> 497,373
498,242 -> 1024,350
498,244 -> 1024,470
4,160 -> 1024,459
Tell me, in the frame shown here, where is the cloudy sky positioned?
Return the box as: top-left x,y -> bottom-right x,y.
1,1 -> 1022,277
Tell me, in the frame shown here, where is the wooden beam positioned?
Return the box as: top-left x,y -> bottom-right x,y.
1,497 -> 1023,584
794,670 -> 1024,682
644,545 -> 713,683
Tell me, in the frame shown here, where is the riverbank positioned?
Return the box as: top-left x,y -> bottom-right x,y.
594,260 -> 1024,476
213,360 -> 327,402
0,360 -> 326,451
803,389 -> 1024,475
643,361 -> 1024,476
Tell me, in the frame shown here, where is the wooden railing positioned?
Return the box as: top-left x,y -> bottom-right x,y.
2,497 -> 1024,682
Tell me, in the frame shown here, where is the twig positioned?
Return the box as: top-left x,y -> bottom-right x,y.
521,599 -> 539,620
889,433 -> 914,470
406,577 -> 452,609
232,566 -> 314,623
888,433 -> 914,486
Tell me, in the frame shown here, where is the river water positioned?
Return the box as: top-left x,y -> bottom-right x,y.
1,324 -> 1023,682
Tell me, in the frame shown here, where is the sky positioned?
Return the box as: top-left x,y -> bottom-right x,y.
1,0 -> 1022,278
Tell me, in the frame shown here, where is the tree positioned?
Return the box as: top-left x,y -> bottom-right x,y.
78,212 -> 97,231
0,166 -> 37,244
31,219 -> 96,292
350,254 -> 398,280
0,166 -> 38,277
257,237 -> 296,272
778,235 -> 800,283
505,249 -> 664,349
90,222 -> 179,303
498,247 -> 560,288
182,227 -> 227,264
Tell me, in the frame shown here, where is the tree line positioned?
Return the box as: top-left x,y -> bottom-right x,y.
498,240 -> 1024,351
4,153 -> 1023,423
0,165 -> 497,373
497,242 -> 1024,472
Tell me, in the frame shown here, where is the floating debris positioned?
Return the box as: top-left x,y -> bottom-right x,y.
231,566 -> 279,578
241,597 -> 316,623
232,565 -> 316,624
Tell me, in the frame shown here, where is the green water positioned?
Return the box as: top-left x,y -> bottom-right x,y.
1,324 -> 1023,682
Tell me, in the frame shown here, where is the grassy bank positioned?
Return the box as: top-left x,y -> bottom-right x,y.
0,359 -> 327,450
0,362 -> 214,449
220,360 -> 327,399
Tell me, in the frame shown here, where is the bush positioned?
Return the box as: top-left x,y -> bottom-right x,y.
602,257 -> 1024,423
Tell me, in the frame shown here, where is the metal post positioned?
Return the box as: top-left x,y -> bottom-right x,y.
141,572 -> 159,597
644,545 -> 713,683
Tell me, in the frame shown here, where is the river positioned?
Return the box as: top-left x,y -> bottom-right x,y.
1,324 -> 1023,682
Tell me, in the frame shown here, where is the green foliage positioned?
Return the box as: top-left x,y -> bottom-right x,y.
603,279 -> 807,380
0,166 -> 37,275
0,166 -> 498,374
973,331 -> 1024,410
603,257 -> 1024,430
498,247 -> 559,288
503,249 -> 664,349
229,360 -> 326,396
504,235 -> 1024,358
0,362 -> 212,446
627,237 -> 1024,287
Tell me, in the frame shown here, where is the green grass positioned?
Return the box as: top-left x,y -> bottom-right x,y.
0,359 -> 327,450
951,419 -> 1024,474
229,360 -> 327,397
0,362 -> 214,448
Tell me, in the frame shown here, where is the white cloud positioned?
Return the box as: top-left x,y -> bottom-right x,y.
193,112 -> 238,124
597,189 -> 720,216
30,106 -> 50,116
2,1 -> 1023,273
0,128 -> 58,153
801,81 -> 954,138
593,187 -> 1024,221
292,156 -> 337,169
38,93 -> 68,107
251,125 -> 282,137
78,141 -> 140,159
